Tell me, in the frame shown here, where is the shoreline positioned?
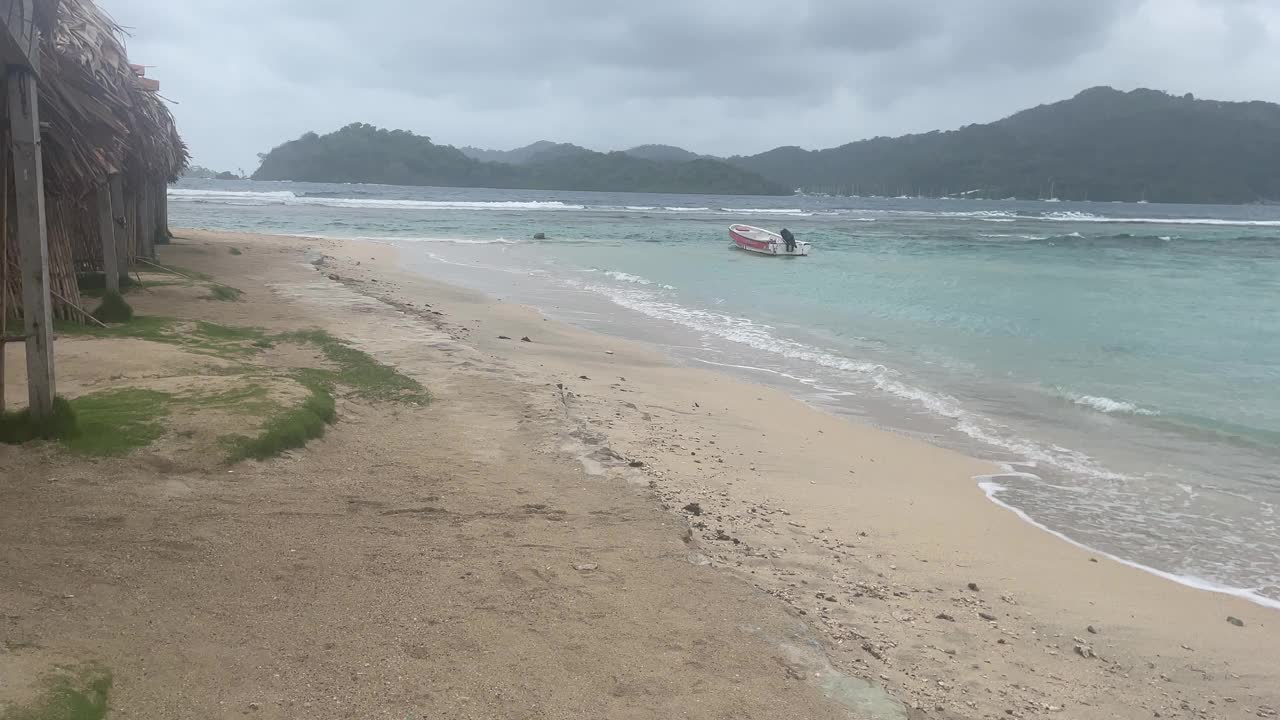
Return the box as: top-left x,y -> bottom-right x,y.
226,228 -> 1277,715
9,226 -> 1268,716
358,229 -> 1280,613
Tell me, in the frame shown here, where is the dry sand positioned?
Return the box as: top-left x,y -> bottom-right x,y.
2,229 -> 1277,719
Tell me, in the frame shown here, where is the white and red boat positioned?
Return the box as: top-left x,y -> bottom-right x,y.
728,224 -> 810,256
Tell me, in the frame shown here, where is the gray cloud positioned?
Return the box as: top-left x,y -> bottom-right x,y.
103,0 -> 1280,171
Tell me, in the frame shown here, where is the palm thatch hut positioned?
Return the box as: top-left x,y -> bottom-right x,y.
2,0 -> 187,416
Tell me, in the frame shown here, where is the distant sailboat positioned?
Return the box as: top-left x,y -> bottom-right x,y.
1044,179 -> 1061,202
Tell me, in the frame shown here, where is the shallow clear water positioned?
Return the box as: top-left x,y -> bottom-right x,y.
170,179 -> 1280,606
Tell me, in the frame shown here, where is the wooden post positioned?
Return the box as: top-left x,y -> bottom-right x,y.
138,188 -> 152,259
7,67 -> 55,418
154,179 -> 168,245
95,184 -> 118,293
108,173 -> 126,273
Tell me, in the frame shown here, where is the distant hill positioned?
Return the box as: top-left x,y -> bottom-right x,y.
624,144 -> 709,163
459,140 -> 591,165
727,87 -> 1280,203
253,124 -> 790,195
184,165 -> 242,180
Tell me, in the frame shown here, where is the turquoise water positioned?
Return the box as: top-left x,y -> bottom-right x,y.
170,180 -> 1280,606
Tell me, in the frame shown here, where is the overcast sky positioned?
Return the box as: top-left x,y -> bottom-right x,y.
103,0 -> 1280,172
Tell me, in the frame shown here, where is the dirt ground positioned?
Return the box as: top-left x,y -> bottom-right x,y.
0,237 -> 871,718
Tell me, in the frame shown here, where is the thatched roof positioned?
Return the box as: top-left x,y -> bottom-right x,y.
33,0 -> 188,195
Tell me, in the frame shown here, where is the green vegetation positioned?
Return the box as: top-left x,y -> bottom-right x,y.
55,317 -> 264,360
204,285 -> 243,302
0,664 -> 111,720
727,87 -> 1280,203
623,144 -> 707,163
182,165 -> 241,180
223,383 -> 335,462
63,389 -> 171,456
35,316 -> 425,461
91,290 -> 133,324
253,123 -> 789,195
0,397 -> 79,444
283,329 -> 429,404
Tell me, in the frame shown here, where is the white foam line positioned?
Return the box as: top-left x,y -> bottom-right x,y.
692,357 -> 819,386
978,476 -> 1280,611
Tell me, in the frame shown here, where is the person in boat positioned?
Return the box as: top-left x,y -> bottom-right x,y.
780,228 -> 797,252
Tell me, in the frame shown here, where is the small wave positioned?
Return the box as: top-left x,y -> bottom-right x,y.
1070,394 -> 1160,416
303,232 -> 519,245
722,207 -> 807,215
1042,211 -> 1280,227
168,189 -> 586,211
390,236 -> 519,245
604,271 -> 653,285
979,476 -> 1280,610
602,271 -> 675,290
569,280 -> 1134,485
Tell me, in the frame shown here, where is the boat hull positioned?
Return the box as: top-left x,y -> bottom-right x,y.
728,224 -> 810,256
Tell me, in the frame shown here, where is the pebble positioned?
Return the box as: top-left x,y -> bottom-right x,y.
936,613 -> 955,622
979,612 -> 997,621
967,582 -> 980,591
573,563 -> 598,572
1087,625 -> 1098,634
1226,616 -> 1245,627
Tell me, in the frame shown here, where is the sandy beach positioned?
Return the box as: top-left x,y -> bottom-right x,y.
3,229 -> 1277,719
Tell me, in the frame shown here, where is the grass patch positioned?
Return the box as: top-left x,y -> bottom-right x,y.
228,247 -> 243,255
40,318 -> 425,460
223,383 -> 336,462
91,290 -> 133,324
0,664 -> 111,720
283,329 -> 429,404
55,315 -> 174,342
56,317 -> 265,360
62,389 -> 172,456
204,285 -> 243,302
0,398 -> 79,445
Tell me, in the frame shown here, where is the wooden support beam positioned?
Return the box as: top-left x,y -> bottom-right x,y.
7,66 -> 55,418
0,0 -> 41,71
109,173 -> 126,274
140,185 -> 153,257
95,183 -> 118,292
157,179 -> 169,244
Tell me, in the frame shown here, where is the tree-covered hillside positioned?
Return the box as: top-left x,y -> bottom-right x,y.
253,124 -> 789,195
728,87 -> 1280,203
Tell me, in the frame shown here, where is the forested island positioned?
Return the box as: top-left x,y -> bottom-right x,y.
726,87 -> 1280,203
252,126 -> 789,195
251,88 -> 1280,203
